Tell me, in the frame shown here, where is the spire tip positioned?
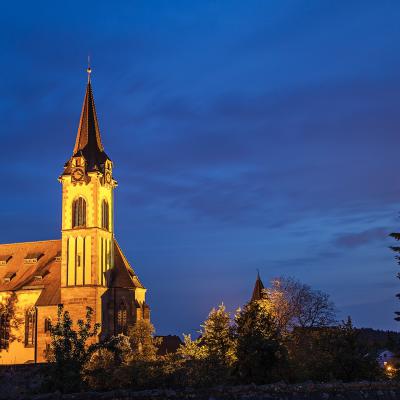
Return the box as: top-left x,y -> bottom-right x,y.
87,55 -> 92,83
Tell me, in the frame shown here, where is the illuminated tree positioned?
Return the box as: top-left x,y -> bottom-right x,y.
128,319 -> 160,362
201,304 -> 236,366
177,334 -> 207,360
264,276 -> 336,333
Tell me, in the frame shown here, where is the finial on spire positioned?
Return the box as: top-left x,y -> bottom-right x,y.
87,55 -> 92,83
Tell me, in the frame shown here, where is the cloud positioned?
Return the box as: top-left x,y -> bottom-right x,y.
335,227 -> 389,248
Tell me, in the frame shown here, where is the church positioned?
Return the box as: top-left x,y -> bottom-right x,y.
0,69 -> 149,364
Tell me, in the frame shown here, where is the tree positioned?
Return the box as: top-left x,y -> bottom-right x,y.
234,301 -> 286,384
264,276 -> 336,333
46,305 -> 100,392
128,319 -> 160,362
177,334 -> 207,360
201,304 -> 236,366
390,232 -> 400,321
288,317 -> 382,382
0,293 -> 23,349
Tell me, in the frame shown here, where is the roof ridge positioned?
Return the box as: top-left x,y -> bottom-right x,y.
0,239 -> 61,246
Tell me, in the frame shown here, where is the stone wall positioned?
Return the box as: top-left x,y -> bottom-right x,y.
1,369 -> 400,400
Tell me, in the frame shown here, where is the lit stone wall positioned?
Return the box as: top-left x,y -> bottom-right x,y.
0,290 -> 41,364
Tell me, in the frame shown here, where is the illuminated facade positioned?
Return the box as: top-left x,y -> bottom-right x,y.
0,72 -> 149,364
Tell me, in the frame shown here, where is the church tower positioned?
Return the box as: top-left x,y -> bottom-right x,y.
59,68 -> 117,329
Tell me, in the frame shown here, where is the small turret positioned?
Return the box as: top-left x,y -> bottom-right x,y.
251,271 -> 265,302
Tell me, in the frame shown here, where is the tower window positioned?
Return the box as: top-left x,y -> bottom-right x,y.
101,200 -> 109,230
117,301 -> 127,334
72,197 -> 86,228
25,308 -> 36,348
0,313 -> 10,350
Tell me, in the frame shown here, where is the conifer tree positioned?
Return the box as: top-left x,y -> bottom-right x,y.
390,232 -> 400,321
201,304 -> 236,366
234,301 -> 286,384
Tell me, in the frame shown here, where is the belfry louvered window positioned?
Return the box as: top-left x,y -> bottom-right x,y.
117,301 -> 127,334
0,313 -> 9,349
101,200 -> 109,230
72,197 -> 86,228
25,308 -> 36,348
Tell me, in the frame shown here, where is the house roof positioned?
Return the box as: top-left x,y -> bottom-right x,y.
155,335 -> 183,355
0,238 -> 144,306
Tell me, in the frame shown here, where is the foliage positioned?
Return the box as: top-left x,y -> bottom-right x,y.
287,317 -> 382,382
177,334 -> 207,360
82,334 -> 134,390
0,293 -> 23,348
45,305 -> 100,392
234,301 -> 286,384
201,304 -> 236,366
264,276 -> 336,334
390,232 -> 400,322
128,319 -> 161,362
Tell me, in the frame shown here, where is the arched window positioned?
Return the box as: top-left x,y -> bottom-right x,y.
72,197 -> 86,228
101,200 -> 109,230
117,301 -> 127,334
0,313 -> 9,349
25,308 -> 36,347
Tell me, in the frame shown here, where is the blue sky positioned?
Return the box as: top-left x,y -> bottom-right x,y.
1,0 -> 400,334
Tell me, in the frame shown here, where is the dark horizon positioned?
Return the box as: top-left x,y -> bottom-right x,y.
1,1 -> 400,335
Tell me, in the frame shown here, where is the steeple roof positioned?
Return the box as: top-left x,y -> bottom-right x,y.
70,76 -> 110,172
251,271 -> 265,302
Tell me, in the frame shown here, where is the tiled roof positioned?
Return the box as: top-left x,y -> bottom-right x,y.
63,80 -> 110,174
0,240 -> 61,306
111,240 -> 145,289
0,238 -> 144,305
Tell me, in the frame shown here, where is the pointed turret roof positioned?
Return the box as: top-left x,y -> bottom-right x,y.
251,271 -> 265,302
73,75 -> 110,170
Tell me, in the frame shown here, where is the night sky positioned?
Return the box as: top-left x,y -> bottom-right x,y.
1,1 -> 400,335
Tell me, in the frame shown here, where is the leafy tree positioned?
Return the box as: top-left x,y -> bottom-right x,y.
46,305 -> 100,392
0,293 -> 23,349
82,334 -> 134,390
128,319 -> 160,362
265,276 -> 336,333
177,334 -> 207,360
234,301 -> 286,384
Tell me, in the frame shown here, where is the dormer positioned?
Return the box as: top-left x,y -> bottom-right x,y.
24,253 -> 44,264
4,271 -> 16,282
55,251 -> 62,262
0,255 -> 12,266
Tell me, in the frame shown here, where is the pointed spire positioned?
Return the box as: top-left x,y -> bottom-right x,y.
72,66 -> 110,171
251,270 -> 265,302
87,55 -> 92,83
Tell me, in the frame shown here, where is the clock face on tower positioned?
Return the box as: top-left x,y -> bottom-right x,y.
72,168 -> 85,182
